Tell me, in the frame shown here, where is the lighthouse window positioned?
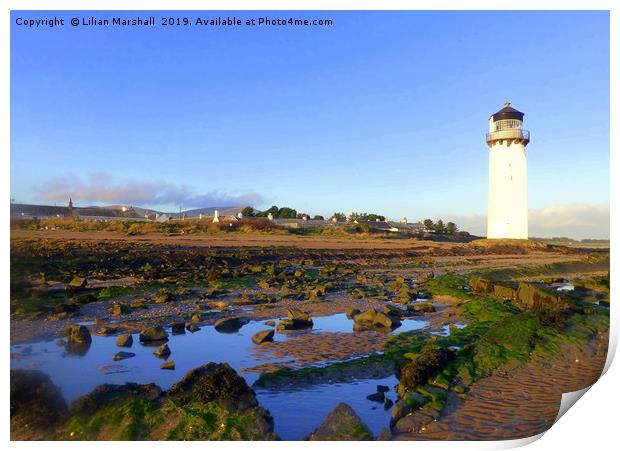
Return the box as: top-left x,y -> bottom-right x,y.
495,119 -> 522,131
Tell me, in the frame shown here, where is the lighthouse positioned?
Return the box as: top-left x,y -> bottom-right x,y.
486,102 -> 530,239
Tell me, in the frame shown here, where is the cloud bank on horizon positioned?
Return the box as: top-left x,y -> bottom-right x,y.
444,203 -> 610,240
34,174 -> 263,210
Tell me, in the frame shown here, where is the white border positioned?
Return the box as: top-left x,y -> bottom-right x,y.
2,2 -> 616,450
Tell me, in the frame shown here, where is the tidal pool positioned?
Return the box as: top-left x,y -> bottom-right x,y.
10,312 -> 429,439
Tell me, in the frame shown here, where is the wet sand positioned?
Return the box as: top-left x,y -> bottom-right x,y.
397,332 -> 609,441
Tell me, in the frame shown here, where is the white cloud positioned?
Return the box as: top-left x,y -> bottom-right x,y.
441,203 -> 609,240
34,173 -> 263,209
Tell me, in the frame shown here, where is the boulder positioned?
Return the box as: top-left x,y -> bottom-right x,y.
214,316 -> 249,333
66,325 -> 92,344
153,343 -> 171,359
308,402 -> 373,440
166,363 -> 259,412
113,351 -> 136,361
10,369 -> 68,438
139,326 -> 168,343
377,384 -> 390,393
264,320 -> 276,327
252,329 -> 275,345
115,334 -> 133,347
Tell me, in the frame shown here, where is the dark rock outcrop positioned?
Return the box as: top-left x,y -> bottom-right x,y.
10,369 -> 68,438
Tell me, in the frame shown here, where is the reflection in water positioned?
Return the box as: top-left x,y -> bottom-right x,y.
10,312 -> 433,439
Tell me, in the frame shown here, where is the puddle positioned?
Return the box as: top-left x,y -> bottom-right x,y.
10,312 -> 431,439
257,375 -> 398,440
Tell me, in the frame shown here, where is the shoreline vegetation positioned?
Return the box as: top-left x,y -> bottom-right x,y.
10,227 -> 610,440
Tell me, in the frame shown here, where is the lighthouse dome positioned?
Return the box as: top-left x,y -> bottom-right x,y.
491,102 -> 524,121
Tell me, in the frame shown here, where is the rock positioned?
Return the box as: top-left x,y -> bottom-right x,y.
383,397 -> 394,410
276,318 -> 313,331
390,393 -> 428,425
10,369 -> 68,437
67,277 -> 88,290
382,304 -> 405,317
377,384 -> 390,393
345,307 -> 361,319
129,298 -> 148,309
161,360 -> 175,370
170,320 -> 186,334
469,277 -> 494,294
393,412 -> 435,433
113,351 -> 136,361
214,316 -> 249,333
139,326 -> 168,343
417,272 -> 434,284
186,323 -> 201,333
286,308 -> 313,325
366,391 -> 385,403
516,282 -> 572,319
66,325 -> 92,344
115,334 -> 133,347
252,329 -> 275,345
353,309 -> 401,330
493,283 -> 518,300
54,303 -> 78,314
264,320 -> 276,327
308,402 -> 373,440
408,302 -> 436,314
399,347 -> 454,394
209,301 -> 229,310
153,343 -> 171,359
153,290 -> 174,304
109,303 -> 130,316
72,293 -> 97,305
167,363 -> 259,411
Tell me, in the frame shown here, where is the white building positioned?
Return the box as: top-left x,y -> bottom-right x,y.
486,102 -> 530,239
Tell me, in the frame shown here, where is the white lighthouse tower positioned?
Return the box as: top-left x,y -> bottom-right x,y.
486,102 -> 530,239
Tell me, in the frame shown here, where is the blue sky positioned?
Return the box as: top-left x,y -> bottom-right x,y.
10,11 -> 610,237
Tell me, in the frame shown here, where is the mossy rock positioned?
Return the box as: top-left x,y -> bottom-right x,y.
308,403 -> 373,440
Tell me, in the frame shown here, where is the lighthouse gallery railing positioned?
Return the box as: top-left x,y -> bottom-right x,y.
486,129 -> 530,143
